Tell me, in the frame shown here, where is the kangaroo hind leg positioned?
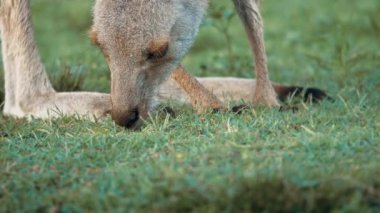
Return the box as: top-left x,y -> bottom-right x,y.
232,0 -> 280,107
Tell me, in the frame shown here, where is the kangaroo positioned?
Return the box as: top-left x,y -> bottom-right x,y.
1,0 -> 328,129
91,0 -> 281,128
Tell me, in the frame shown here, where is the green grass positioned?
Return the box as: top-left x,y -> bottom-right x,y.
1,0 -> 380,211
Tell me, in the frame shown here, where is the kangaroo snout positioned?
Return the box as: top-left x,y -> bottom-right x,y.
112,108 -> 140,129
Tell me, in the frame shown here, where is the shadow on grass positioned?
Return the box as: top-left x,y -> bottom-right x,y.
141,176 -> 380,212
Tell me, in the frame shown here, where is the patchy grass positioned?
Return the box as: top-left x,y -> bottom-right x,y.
1,0 -> 380,211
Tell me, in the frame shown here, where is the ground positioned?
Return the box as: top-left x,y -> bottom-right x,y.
0,0 -> 379,211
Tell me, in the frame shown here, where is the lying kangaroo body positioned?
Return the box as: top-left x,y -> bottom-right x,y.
0,0 -> 327,128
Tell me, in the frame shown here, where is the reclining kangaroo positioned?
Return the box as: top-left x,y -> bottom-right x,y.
0,0 -> 327,128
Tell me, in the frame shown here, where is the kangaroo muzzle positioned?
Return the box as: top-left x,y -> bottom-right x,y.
111,107 -> 140,129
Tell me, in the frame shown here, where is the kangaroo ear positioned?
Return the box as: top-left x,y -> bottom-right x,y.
89,27 -> 99,45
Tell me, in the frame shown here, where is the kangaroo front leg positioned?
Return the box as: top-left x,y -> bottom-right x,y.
1,0 -> 112,119
171,66 -> 225,113
232,0 -> 280,106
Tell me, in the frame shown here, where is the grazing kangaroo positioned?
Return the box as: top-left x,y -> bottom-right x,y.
91,0 -> 281,127
0,0 -> 328,128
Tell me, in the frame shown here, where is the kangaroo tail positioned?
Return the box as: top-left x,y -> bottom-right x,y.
273,84 -> 333,103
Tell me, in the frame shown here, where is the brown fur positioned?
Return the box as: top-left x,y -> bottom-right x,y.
89,28 -> 99,46
146,37 -> 170,60
91,0 -> 282,127
0,0 -> 328,129
171,66 -> 224,113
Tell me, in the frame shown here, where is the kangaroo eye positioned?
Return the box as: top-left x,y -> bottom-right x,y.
145,38 -> 169,61
146,47 -> 168,60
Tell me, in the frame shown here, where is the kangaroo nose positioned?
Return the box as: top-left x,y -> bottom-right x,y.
112,108 -> 140,129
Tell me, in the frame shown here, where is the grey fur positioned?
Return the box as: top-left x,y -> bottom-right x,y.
1,0 -> 280,128
92,0 -> 278,126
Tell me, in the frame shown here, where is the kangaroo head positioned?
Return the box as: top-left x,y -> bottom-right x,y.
91,0 -> 206,128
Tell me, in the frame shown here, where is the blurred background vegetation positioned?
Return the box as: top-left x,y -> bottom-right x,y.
0,1 -> 380,211
1,0 -> 379,99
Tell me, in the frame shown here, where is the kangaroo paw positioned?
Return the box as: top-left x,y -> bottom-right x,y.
171,66 -> 226,114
